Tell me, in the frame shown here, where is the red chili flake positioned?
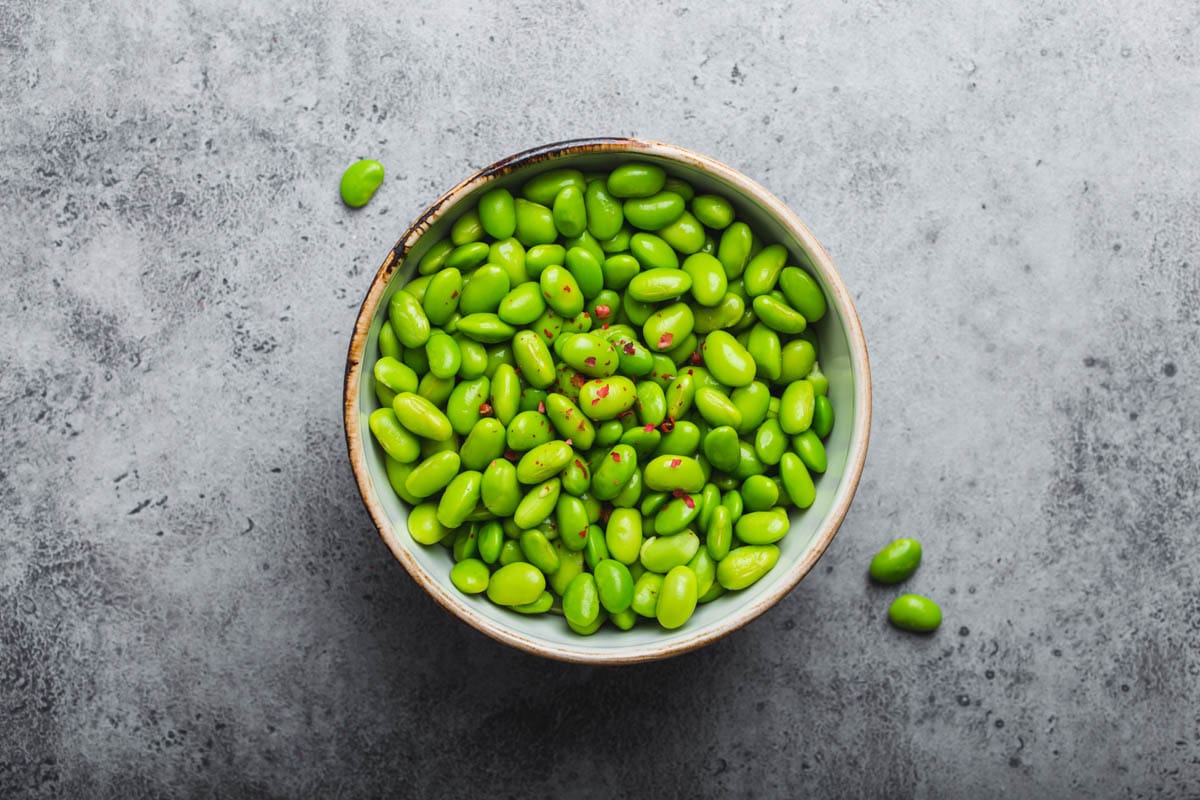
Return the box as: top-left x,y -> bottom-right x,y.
601,323 -> 610,330
611,452 -> 622,462
623,342 -> 637,355
660,418 -> 676,433
578,527 -> 589,538
690,351 -> 703,365
673,489 -> 688,499
658,333 -> 674,349
563,285 -> 572,293
683,495 -> 696,509
597,384 -> 610,398
504,449 -> 519,461
585,356 -> 597,367
574,459 -> 584,469
572,374 -> 586,388
669,458 -> 682,468
538,401 -> 546,413
643,424 -> 655,432
544,329 -> 554,339
595,304 -> 611,319
478,402 -> 493,416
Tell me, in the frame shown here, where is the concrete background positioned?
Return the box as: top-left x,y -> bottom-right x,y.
2,0 -> 1198,796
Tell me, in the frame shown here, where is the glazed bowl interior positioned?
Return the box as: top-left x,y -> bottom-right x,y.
345,139 -> 870,663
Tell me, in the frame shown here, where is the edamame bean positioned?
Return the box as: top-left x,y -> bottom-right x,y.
513,478 -> 561,528
478,187 -> 517,239
578,376 -> 637,420
539,264 -> 584,318
752,294 -> 807,334
643,455 -> 705,492
374,356 -> 418,394
425,332 -> 462,379
405,451 -> 460,498
778,267 -> 827,322
564,247 -> 604,299
694,387 -> 743,429
586,180 -> 624,240
717,222 -> 753,278
369,408 -> 421,463
740,476 -> 780,512
456,313 -> 516,343
657,211 -> 706,255
656,566 -> 698,629
716,545 -> 780,590
512,590 -> 554,615
519,529 -> 560,575
449,558 -> 490,594
487,562 -> 546,606
629,233 -> 679,269
627,268 -> 692,304
779,380 -> 815,434
602,254 -> 640,290
514,198 -> 558,246
643,303 -> 695,354
701,331 -> 756,387
477,521 -> 504,564
451,209 -> 484,245
437,471 -> 483,528
692,194 -> 734,229
392,392 -> 453,441
594,559 -> 635,613
631,572 -> 664,617
623,192 -> 685,230
563,573 -> 601,628
888,594 -> 942,632
682,253 -> 728,307
523,168 -> 586,205
340,159 -> 384,207
445,241 -> 490,271
517,440 -> 575,484
813,395 -> 835,439
743,244 -> 788,296
607,163 -> 666,198
388,290 -> 431,348
553,185 -> 587,238
706,504 -> 733,560
481,459 -> 520,516
640,531 -> 700,572
407,501 -> 449,545
793,429 -> 827,473
869,538 -> 922,584
779,452 -> 816,509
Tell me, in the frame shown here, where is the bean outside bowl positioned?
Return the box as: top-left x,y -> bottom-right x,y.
343,138 -> 871,664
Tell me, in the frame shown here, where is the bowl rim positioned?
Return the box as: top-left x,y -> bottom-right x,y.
343,137 -> 872,664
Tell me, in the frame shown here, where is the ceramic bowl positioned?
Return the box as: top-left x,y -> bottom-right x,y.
344,138 -> 871,664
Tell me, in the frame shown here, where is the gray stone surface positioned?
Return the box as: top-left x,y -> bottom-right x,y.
2,0 -> 1198,796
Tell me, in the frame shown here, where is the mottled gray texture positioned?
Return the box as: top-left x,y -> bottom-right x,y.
1,0 -> 1198,796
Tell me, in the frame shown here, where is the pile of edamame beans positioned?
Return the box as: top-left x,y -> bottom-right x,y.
368,161 -> 836,635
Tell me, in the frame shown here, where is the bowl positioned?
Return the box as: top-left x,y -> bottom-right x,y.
343,138 -> 871,664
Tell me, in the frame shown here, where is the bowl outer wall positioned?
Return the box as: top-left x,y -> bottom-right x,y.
343,138 -> 871,664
